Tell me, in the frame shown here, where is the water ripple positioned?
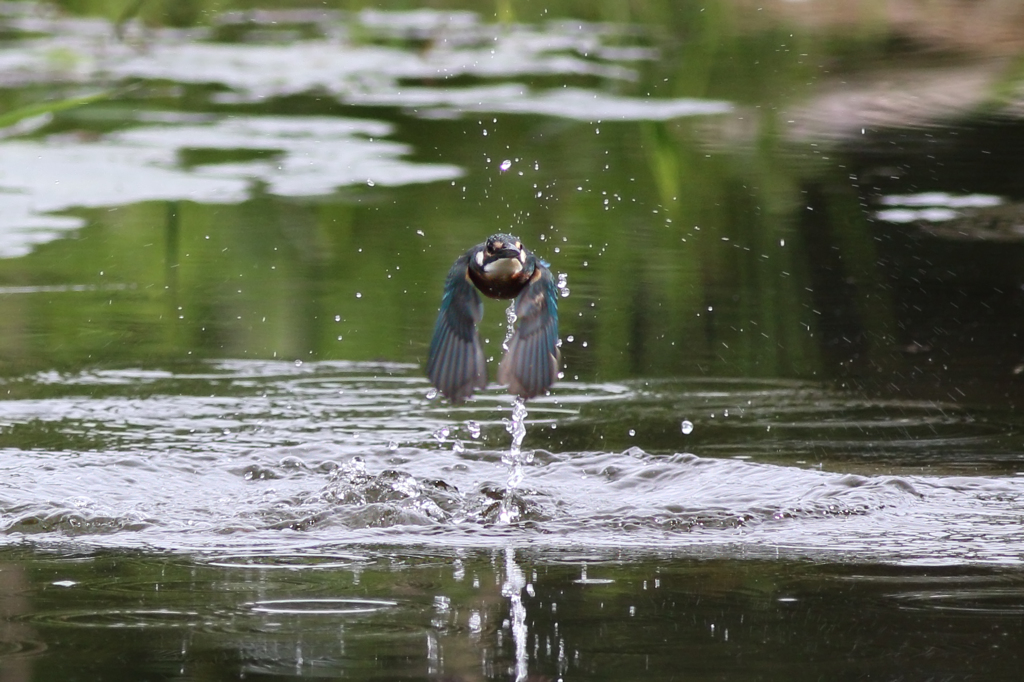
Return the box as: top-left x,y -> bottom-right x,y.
0,361 -> 1022,565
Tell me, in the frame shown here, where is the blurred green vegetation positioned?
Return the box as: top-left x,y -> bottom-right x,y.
0,101 -> 882,384
0,0 -> 1019,396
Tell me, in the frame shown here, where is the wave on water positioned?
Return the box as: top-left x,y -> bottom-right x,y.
0,361 -> 1021,565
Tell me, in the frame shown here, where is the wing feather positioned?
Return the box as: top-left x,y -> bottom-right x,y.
427,255 -> 487,402
498,263 -> 560,399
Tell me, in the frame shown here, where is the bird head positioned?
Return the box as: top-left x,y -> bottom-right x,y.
475,233 -> 526,280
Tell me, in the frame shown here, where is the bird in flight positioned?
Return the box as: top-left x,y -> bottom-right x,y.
427,233 -> 559,402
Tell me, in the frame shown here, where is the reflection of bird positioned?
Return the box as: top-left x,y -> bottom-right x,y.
427,234 -> 559,402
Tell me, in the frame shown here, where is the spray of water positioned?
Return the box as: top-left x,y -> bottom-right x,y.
499,398 -> 530,523
499,300 -> 533,524
502,300 -> 517,351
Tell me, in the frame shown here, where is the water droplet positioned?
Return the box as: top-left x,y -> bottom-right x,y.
355,292 -> 362,299
294,359 -> 303,367
387,440 -> 399,451
556,272 -> 570,298
567,335 -> 574,342
628,429 -> 636,437
433,426 -> 450,443
416,229 -> 425,236
466,421 -> 481,439
334,315 -> 341,322
367,179 -> 375,186
452,439 -> 465,453
426,388 -> 439,399
681,420 -> 694,435
336,335 -> 343,341
500,159 -> 512,171
503,301 -> 518,351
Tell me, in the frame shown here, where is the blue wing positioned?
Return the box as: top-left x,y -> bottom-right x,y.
498,262 -> 560,399
427,254 -> 487,402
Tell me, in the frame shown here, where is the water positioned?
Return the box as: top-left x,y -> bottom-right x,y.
4,550 -> 1022,679
1,361 -> 1022,561
1,0 -> 1024,678
5,366 -> 1023,678
498,396 -> 531,524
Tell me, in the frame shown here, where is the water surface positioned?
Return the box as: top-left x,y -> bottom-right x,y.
1,1 -> 1024,679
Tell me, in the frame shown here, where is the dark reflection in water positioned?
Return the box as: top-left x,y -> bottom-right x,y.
2,548 -> 1020,680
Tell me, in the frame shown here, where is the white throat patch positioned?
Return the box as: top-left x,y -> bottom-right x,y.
484,256 -> 524,277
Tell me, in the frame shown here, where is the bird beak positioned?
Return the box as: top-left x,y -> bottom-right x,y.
492,245 -> 523,262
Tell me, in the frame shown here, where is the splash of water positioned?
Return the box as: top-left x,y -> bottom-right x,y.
502,300 -> 517,351
498,298 -> 532,523
499,397 -> 531,523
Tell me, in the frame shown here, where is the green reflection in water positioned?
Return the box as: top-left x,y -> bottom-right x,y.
0,0 -> 1019,404
0,106 -> 853,384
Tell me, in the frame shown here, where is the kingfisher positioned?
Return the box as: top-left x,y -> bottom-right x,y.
427,233 -> 559,402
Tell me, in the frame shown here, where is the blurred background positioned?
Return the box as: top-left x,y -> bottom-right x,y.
1,0 -> 1023,407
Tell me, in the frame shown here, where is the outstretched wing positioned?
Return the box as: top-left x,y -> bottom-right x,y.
427,254 -> 487,402
498,262 -> 560,399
